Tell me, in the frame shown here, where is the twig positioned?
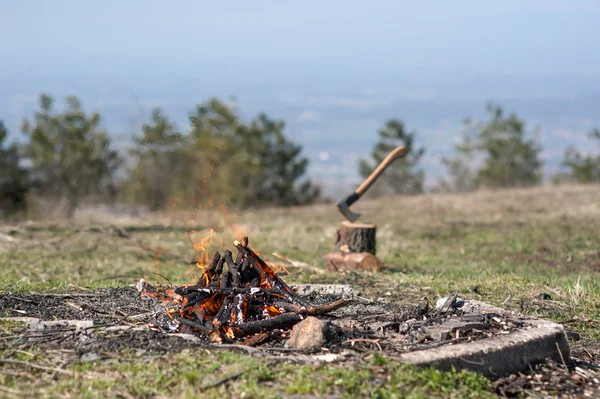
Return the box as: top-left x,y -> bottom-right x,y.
200,369 -> 248,391
0,385 -> 22,394
307,298 -> 353,316
151,272 -> 173,288
0,359 -> 73,375
342,338 -> 383,352
0,233 -> 19,244
29,293 -> 96,298
556,342 -> 569,370
51,358 -> 72,380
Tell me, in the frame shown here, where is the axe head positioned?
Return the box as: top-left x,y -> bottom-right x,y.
336,192 -> 361,222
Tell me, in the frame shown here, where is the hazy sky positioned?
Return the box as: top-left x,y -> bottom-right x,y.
2,1 -> 600,79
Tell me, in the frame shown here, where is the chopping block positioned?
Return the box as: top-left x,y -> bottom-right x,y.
324,221 -> 382,272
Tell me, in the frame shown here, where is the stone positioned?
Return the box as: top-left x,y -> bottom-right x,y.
291,284 -> 357,298
80,352 -> 99,362
399,300 -> 571,379
285,316 -> 331,351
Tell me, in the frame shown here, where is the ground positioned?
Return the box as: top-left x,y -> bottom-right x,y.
0,184 -> 599,398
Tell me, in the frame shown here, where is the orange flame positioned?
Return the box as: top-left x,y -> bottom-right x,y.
268,260 -> 289,276
263,305 -> 281,317
220,205 -> 246,239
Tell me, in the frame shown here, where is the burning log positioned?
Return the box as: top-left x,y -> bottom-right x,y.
138,236 -> 352,343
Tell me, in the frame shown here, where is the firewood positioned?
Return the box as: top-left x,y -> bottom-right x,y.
174,315 -> 214,334
231,313 -> 303,338
208,251 -> 221,274
223,250 -> 241,288
141,235 -> 356,343
214,256 -> 225,276
197,251 -> 221,286
213,296 -> 233,328
235,236 -> 249,264
307,298 -> 353,316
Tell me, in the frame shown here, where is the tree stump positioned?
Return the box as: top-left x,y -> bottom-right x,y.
325,221 -> 381,272
333,221 -> 377,255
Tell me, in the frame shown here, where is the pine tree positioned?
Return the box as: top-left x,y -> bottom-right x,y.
561,128 -> 600,183
359,119 -> 425,196
249,114 -> 321,206
442,103 -> 543,191
0,121 -> 30,217
21,94 -> 122,218
127,107 -> 193,210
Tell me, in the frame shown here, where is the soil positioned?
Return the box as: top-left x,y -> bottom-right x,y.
0,286 -> 153,323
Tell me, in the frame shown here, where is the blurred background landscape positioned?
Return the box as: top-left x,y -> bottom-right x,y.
1,0 -> 600,220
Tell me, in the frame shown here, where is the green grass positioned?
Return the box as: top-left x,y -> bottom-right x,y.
0,346 -> 493,398
1,184 -> 599,397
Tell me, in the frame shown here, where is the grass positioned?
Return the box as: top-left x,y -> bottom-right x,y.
0,183 -> 599,398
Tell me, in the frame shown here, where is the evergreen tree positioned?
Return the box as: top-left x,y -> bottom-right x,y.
359,119 -> 425,196
442,103 -> 543,191
127,97 -> 320,210
561,128 -> 600,183
21,94 -> 122,218
0,121 -> 30,217
249,114 -> 321,206
127,107 -> 192,210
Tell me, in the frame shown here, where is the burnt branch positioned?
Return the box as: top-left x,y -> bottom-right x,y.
231,313 -> 303,338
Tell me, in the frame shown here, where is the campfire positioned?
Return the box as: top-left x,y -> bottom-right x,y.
137,236 -> 351,343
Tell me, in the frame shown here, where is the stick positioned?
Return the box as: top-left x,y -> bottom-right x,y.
234,236 -> 249,264
200,369 -> 248,391
223,250 -> 240,288
0,359 -> 73,375
307,298 -> 353,316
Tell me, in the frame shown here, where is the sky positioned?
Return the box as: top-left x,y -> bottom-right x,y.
1,1 -> 600,194
3,1 -> 600,77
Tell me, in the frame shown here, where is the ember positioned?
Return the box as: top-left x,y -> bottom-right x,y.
137,236 -> 351,343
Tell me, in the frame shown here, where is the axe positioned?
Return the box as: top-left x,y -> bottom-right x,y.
336,145 -> 407,222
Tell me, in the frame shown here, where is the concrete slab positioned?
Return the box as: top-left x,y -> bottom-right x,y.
291,284 -> 357,298
399,300 -> 571,379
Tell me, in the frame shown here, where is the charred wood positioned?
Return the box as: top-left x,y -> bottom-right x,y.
231,313 -> 303,338
174,315 -> 214,334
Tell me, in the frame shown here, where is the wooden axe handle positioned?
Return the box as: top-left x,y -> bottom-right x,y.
355,146 -> 408,195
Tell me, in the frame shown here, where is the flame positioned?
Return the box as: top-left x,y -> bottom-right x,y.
268,260 -> 289,276
220,205 -> 246,239
201,293 -> 223,316
191,229 -> 217,284
263,305 -> 282,317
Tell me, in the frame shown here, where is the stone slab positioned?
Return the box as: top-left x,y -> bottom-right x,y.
399,300 -> 571,379
291,284 -> 357,298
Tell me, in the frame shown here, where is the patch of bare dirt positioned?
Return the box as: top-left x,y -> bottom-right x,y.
0,287 -> 152,322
